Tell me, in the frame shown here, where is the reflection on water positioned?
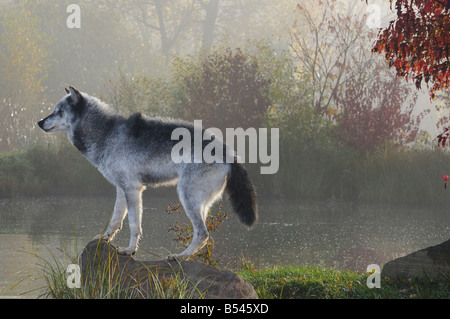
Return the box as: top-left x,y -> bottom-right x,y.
1,196 -> 449,297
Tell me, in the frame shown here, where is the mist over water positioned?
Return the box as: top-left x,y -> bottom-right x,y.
1,196 -> 449,297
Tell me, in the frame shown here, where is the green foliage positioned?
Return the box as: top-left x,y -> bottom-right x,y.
246,40 -> 329,148
355,144 -> 450,204
264,141 -> 351,200
0,151 -> 35,196
0,142 -> 112,197
238,262 -> 450,299
269,139 -> 450,205
2,138 -> 449,205
0,0 -> 51,104
108,71 -> 177,117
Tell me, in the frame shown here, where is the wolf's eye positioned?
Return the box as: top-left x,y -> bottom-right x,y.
57,109 -> 63,116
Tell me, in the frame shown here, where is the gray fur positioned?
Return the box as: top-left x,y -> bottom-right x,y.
37,86 -> 258,259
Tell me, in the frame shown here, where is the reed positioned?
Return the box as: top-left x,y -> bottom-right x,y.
27,244 -> 202,299
2,138 -> 450,206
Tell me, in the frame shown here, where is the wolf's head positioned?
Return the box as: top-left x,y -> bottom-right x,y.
37,86 -> 84,133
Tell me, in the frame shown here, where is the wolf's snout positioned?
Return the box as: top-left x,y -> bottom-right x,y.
37,118 -> 54,132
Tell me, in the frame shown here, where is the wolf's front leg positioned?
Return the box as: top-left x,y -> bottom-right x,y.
117,188 -> 143,256
94,186 -> 128,242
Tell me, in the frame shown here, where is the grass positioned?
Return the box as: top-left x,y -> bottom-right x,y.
237,261 -> 450,299
0,142 -> 112,197
27,244 -> 204,299
3,140 -> 450,206
16,246 -> 450,299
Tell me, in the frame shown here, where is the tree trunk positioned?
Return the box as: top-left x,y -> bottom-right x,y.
200,0 -> 220,53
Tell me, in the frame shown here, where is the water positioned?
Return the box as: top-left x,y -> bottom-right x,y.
1,195 -> 449,297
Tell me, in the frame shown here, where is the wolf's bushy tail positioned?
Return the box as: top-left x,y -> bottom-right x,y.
225,161 -> 258,228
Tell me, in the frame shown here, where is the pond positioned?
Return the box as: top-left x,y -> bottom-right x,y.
1,195 -> 449,297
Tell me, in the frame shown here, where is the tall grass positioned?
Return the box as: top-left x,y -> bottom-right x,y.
28,244 -> 203,299
0,142 -> 111,197
2,138 -> 450,205
356,146 -> 450,205
253,139 -> 450,205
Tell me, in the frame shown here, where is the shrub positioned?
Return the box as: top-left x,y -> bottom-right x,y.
171,46 -> 271,131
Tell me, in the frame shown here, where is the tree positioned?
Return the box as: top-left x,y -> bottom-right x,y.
0,0 -> 51,151
435,89 -> 450,130
172,47 -> 271,130
142,0 -> 197,62
332,61 -> 424,153
117,0 -> 213,62
198,0 -> 220,53
292,1 -> 374,115
290,0 -> 378,146
114,0 -> 296,64
371,0 -> 450,99
291,1 -> 428,153
0,0 -> 51,104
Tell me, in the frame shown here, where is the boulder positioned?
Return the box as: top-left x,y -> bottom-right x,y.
382,238 -> 450,279
78,239 -> 258,299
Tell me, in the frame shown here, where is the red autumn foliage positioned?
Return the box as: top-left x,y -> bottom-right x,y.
177,48 -> 270,130
332,63 -> 424,153
371,0 -> 450,99
437,127 -> 450,147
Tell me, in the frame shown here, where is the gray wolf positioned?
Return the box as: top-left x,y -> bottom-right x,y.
37,86 -> 258,259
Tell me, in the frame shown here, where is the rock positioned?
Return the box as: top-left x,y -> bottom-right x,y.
382,238 -> 450,279
78,239 -> 258,299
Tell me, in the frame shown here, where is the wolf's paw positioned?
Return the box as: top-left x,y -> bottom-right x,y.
166,253 -> 190,261
93,233 -> 111,242
94,229 -> 119,242
117,247 -> 136,256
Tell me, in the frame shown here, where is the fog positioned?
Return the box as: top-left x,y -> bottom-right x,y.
1,0 -> 450,298
0,0 -> 448,199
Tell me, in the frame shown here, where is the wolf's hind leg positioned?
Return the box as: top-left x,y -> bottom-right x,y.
94,186 -> 128,242
117,188 -> 143,256
168,180 -> 212,260
169,203 -> 208,260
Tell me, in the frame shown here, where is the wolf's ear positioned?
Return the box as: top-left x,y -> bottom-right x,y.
69,86 -> 82,103
65,87 -> 70,94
